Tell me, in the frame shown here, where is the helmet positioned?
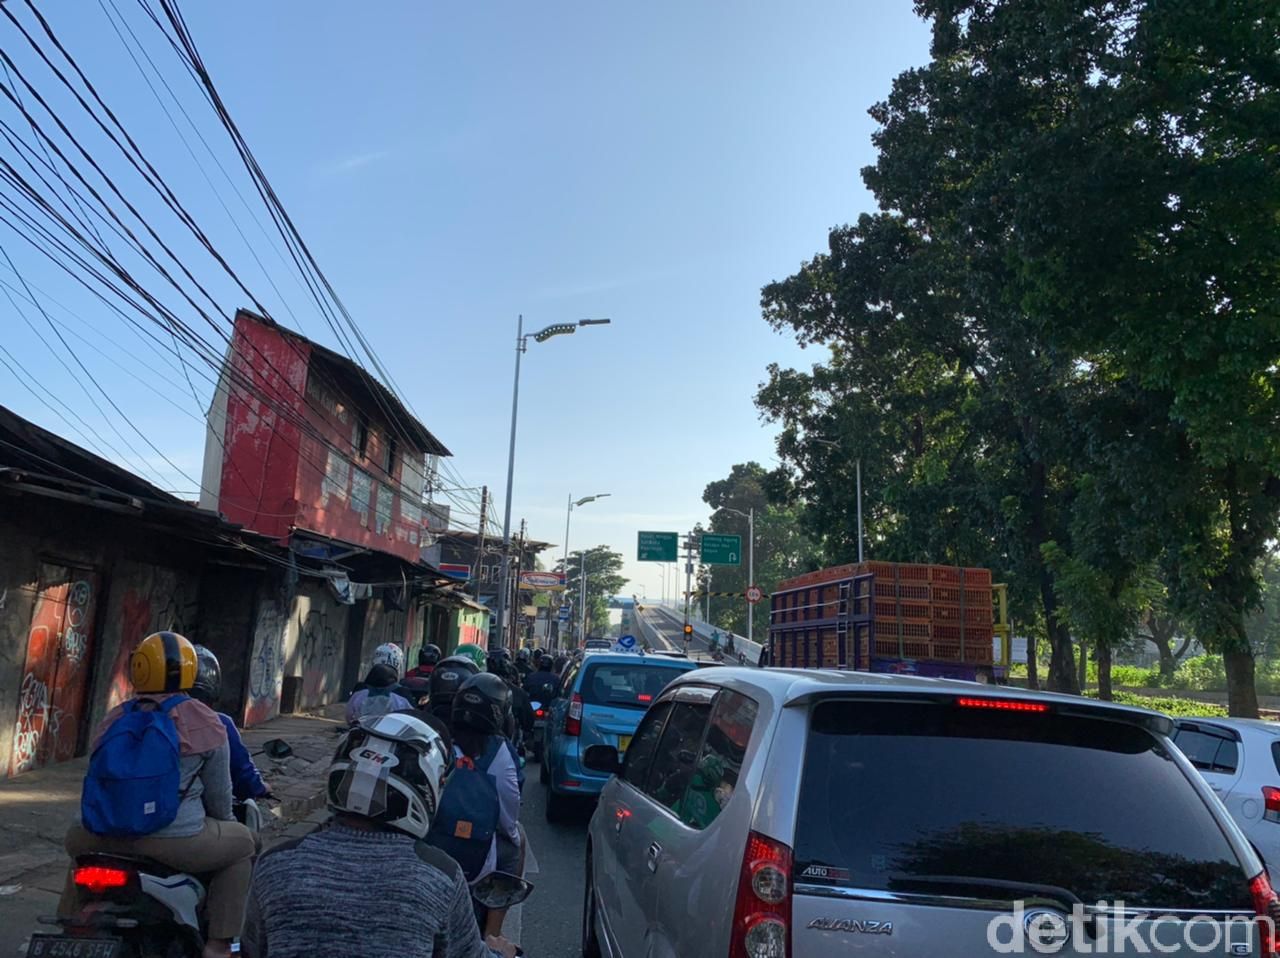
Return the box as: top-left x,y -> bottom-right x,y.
190,645 -> 222,705
451,672 -> 512,735
453,643 -> 487,671
372,643 -> 405,677
418,644 -> 442,667
428,656 -> 480,717
327,712 -> 447,839
131,631 -> 198,694
515,648 -> 531,664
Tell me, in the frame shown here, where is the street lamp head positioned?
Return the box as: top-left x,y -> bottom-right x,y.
575,493 -> 611,507
578,318 -> 611,326
533,323 -> 577,342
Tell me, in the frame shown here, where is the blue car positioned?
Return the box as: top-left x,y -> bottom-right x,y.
542,651 -> 696,821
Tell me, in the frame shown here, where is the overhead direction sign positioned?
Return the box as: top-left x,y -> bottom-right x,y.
700,533 -> 742,565
638,531 -> 679,562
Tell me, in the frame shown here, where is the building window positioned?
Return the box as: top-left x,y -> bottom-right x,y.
385,437 -> 398,478
354,415 -> 370,460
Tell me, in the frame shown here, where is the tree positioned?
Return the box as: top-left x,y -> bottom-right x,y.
758,0 -> 1280,713
562,546 -> 626,638
700,462 -> 821,637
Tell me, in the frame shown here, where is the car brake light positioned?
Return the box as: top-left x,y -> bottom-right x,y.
74,865 -> 130,894
637,693 -> 653,703
535,708 -> 546,719
956,696 -> 1049,713
566,693 -> 583,737
1250,871 -> 1280,956
730,831 -> 792,958
1264,788 -> 1280,824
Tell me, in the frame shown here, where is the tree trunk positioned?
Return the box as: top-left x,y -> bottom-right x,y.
1077,637 -> 1088,692
1097,643 -> 1113,701
1046,620 -> 1078,694
1025,633 -> 1039,691
1028,457 -> 1078,694
1224,649 -> 1259,717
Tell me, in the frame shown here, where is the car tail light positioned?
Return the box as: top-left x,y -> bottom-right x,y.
566,693 -> 583,737
1264,787 -> 1280,824
1250,871 -> 1280,956
956,696 -> 1049,713
535,708 -> 546,719
730,831 -> 792,958
74,865 -> 130,895
637,693 -> 653,703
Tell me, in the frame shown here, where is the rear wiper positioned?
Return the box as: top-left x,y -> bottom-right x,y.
890,875 -> 1083,910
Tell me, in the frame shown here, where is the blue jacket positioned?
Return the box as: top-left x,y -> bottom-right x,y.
217,712 -> 269,801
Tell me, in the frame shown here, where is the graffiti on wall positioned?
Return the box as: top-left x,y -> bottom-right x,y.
107,582 -> 195,714
11,568 -> 98,775
245,599 -> 283,726
299,607 -> 341,705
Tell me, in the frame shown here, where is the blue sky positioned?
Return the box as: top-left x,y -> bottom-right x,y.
0,1 -> 930,593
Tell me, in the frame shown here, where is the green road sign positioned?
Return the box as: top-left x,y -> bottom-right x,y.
638,531 -> 679,562
700,533 -> 742,565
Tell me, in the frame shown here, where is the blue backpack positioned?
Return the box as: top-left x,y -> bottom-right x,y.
426,739 -> 502,881
81,696 -> 185,837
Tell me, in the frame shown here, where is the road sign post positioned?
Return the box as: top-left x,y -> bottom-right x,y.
638,531 -> 679,562
700,534 -> 742,565
746,585 -> 764,605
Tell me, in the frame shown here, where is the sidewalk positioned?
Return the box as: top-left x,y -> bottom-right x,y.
0,705 -> 344,956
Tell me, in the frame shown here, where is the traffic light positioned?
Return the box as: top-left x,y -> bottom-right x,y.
683,624 -> 693,636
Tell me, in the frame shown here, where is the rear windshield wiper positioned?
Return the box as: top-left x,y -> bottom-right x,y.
890,874 -> 1083,910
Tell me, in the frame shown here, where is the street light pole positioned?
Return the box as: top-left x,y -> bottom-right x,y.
495,317 -> 610,649
727,504 -> 752,648
562,492 -> 610,648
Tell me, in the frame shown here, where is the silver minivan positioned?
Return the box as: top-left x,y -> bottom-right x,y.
582,668 -> 1279,957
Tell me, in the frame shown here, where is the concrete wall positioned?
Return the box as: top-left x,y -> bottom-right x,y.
289,582 -> 349,712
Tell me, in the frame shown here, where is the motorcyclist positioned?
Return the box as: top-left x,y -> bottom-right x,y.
346,663 -> 412,725
513,648 -> 533,681
190,645 -> 270,803
346,642 -> 407,697
492,659 -> 534,766
442,674 -> 523,941
522,654 -> 561,705
242,712 -> 516,958
60,632 -> 255,958
405,644 -> 442,680
454,643 -> 488,671
428,655 -> 481,728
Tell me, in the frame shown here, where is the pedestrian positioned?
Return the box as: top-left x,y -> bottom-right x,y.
241,712 -> 516,958
60,631 -> 254,958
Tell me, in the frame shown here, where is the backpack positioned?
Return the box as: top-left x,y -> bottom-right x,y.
426,739 -> 502,880
81,696 -> 186,837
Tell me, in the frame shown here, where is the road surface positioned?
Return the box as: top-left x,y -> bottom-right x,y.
517,762 -> 593,955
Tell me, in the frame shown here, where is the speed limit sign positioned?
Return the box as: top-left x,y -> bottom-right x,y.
746,585 -> 764,605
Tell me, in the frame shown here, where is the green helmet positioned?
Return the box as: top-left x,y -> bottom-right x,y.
453,643 -> 487,671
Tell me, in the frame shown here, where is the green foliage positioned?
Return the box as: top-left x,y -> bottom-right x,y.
699,462 -> 821,636
562,546 -> 626,637
1086,690 -> 1229,719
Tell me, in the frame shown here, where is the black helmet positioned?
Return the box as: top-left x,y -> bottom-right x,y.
419,644 -> 442,667
515,648 -> 531,664
451,672 -> 511,735
190,644 -> 222,706
429,656 -> 480,718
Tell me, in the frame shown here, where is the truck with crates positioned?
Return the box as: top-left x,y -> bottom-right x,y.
766,560 -> 1012,682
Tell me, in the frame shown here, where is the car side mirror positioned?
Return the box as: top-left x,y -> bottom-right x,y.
583,744 -> 623,775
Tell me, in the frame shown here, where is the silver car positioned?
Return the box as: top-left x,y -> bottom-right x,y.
1173,718 -> 1280,881
582,669 -> 1276,956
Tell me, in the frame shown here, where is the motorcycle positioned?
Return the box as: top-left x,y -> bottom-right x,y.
529,700 -> 545,762
29,760 -> 279,957
458,872 -> 533,958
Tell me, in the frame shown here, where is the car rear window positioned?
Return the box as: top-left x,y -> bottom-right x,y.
794,700 -> 1251,910
1173,725 -> 1239,774
579,662 -> 688,710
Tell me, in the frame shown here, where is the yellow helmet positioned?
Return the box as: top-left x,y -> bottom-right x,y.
131,631 -> 198,694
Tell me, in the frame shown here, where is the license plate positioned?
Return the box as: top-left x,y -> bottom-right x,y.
28,936 -> 124,958
618,735 -> 632,752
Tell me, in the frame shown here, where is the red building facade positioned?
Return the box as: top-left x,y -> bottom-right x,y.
202,311 -> 449,564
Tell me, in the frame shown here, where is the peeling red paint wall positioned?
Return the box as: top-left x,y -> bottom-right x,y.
217,317 -> 308,540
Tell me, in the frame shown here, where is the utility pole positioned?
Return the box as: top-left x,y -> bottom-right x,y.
682,534 -> 697,632
579,548 -> 590,644
475,485 -> 489,602
511,518 -> 527,651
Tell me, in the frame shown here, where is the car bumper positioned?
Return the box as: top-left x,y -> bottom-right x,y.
548,744 -> 612,796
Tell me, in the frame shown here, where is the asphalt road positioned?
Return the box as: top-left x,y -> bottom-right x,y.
517,765 -> 595,957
